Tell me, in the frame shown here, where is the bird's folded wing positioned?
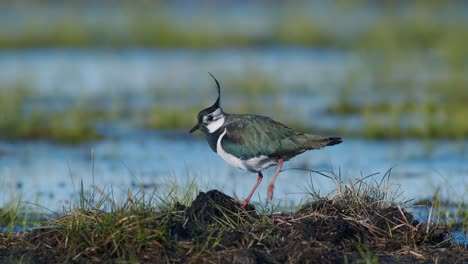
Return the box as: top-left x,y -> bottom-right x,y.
221,115 -> 300,160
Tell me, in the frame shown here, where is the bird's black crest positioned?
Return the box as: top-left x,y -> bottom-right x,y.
208,72 -> 221,107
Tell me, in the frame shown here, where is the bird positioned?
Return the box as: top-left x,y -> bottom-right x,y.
190,73 -> 342,207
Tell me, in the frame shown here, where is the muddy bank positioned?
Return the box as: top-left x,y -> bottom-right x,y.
1,190 -> 466,263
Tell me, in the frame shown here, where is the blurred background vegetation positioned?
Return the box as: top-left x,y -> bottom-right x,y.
0,0 -> 467,143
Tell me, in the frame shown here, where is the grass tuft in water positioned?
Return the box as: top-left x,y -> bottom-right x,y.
0,86 -> 102,143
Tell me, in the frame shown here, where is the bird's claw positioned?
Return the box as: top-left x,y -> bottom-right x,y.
230,198 -> 249,208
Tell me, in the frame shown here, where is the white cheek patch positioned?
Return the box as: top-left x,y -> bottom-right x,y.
206,116 -> 225,133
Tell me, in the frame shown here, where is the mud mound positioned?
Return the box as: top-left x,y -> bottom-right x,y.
188,191 -> 463,263
173,191 -> 463,263
1,190 -> 466,264
297,197 -> 450,250
167,190 -> 257,242
185,190 -> 256,226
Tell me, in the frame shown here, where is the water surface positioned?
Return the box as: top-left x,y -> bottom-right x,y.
1,131 -> 466,211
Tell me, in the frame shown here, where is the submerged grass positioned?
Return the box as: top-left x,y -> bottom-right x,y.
414,190 -> 467,247
1,2 -> 467,51
2,67 -> 467,142
0,171 -> 466,263
0,203 -> 41,233
0,86 -> 104,143
145,103 -> 308,134
0,5 -> 336,49
0,189 -> 41,233
1,3 -> 467,141
327,42 -> 468,140
0,75 -> 288,141
3,77 -> 467,143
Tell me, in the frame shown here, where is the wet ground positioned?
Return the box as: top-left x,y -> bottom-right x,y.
1,190 -> 466,263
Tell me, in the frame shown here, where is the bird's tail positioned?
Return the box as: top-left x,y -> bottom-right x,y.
325,136 -> 342,146
301,135 -> 343,149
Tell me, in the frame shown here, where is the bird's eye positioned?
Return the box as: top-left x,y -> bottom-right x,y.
207,115 -> 214,121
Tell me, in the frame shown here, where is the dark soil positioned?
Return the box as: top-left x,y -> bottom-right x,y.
1,190 -> 467,263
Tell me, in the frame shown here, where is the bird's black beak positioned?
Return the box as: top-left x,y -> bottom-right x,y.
189,123 -> 200,133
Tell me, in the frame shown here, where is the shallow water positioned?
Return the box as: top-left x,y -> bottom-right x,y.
0,48 -> 454,133
1,130 -> 466,211
0,48 -> 355,96
0,49 -> 467,209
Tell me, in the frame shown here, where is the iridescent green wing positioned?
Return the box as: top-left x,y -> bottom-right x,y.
221,115 -> 301,159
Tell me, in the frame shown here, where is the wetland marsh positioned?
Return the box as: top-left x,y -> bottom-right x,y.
0,1 -> 467,262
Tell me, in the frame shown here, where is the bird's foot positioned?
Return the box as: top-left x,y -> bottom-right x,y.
229,198 -> 249,208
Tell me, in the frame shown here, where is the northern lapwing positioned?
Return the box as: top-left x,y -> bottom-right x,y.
190,74 -> 342,207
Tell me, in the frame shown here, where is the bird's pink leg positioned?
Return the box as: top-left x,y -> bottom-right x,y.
266,158 -> 284,203
241,172 -> 263,207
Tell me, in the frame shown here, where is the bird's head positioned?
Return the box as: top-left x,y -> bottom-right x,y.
190,73 -> 225,134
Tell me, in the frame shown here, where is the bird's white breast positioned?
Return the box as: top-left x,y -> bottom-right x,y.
216,129 -> 278,173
